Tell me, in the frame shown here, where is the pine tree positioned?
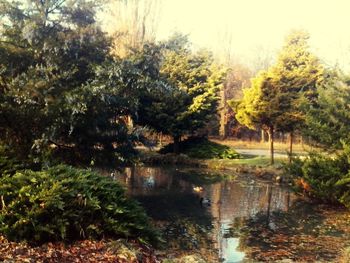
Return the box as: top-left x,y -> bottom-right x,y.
304,70 -> 350,148
271,30 -> 324,161
232,30 -> 324,164
135,35 -> 225,153
0,0 -> 137,163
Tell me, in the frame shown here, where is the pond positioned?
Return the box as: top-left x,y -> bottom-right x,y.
112,166 -> 295,262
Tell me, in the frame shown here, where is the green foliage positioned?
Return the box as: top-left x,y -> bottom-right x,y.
0,0 -> 142,165
283,156 -> 304,180
286,145 -> 350,208
234,30 -> 323,131
138,151 -> 200,166
233,71 -> 274,130
286,67 -> 350,208
0,1 -> 225,164
233,30 -> 323,133
303,71 -> 350,148
135,35 -> 225,147
0,144 -> 24,176
301,154 -> 346,202
0,165 -> 159,244
159,137 -> 240,159
232,30 -> 324,164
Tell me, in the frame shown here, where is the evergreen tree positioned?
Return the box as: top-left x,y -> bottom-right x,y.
232,70 -> 278,164
303,71 -> 350,148
270,30 -> 324,161
0,0 -> 137,164
135,35 -> 224,153
232,30 -> 324,164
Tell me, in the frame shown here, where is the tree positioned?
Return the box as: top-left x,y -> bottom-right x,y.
219,63 -> 252,139
135,35 -> 225,153
232,30 -> 324,164
270,31 -> 324,161
103,0 -> 161,58
0,0 -> 139,164
303,70 -> 350,148
286,71 -> 350,208
232,70 -> 278,164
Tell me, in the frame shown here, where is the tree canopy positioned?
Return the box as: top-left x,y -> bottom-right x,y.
232,30 -> 324,164
303,71 -> 350,148
0,1 -> 225,164
135,35 -> 225,152
0,0 -> 138,164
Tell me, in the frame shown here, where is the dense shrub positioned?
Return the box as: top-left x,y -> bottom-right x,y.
286,145 -> 350,208
0,165 -> 159,244
159,137 -> 240,159
0,144 -> 24,176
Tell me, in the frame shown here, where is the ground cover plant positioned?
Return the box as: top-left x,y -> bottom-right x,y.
0,165 -> 159,244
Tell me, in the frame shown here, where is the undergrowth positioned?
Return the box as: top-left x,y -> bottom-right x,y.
285,143 -> 350,208
159,137 -> 240,159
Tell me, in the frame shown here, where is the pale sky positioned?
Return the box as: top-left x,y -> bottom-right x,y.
155,0 -> 350,70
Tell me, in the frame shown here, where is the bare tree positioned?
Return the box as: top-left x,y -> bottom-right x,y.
103,0 -> 161,57
248,44 -> 275,74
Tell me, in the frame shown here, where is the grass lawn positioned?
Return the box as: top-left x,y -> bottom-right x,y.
204,156 -> 286,170
210,138 -> 315,153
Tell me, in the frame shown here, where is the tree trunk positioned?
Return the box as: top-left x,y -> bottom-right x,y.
286,191 -> 290,211
267,127 -> 274,165
289,131 -> 293,164
219,87 -> 227,139
300,135 -> 304,148
261,129 -> 265,143
266,184 -> 273,226
127,115 -> 133,128
173,135 -> 180,154
159,132 -> 163,147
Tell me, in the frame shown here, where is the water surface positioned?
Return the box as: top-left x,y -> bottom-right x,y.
114,166 -> 294,262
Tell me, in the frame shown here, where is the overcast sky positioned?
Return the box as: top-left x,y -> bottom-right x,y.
155,0 -> 350,70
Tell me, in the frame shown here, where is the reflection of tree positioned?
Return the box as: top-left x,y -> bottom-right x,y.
224,217 -> 249,256
209,183 -> 222,253
123,167 -> 179,195
117,167 -> 297,261
135,192 -> 217,259
266,184 -> 273,226
285,191 -> 291,211
177,169 -> 231,185
208,180 -> 294,261
224,200 -> 344,262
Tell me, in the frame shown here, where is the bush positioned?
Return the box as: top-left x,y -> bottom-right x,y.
0,165 -> 159,244
0,144 -> 24,176
159,137 -> 240,159
285,145 -> 350,208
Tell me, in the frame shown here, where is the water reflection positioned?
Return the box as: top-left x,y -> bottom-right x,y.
116,166 -> 294,262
